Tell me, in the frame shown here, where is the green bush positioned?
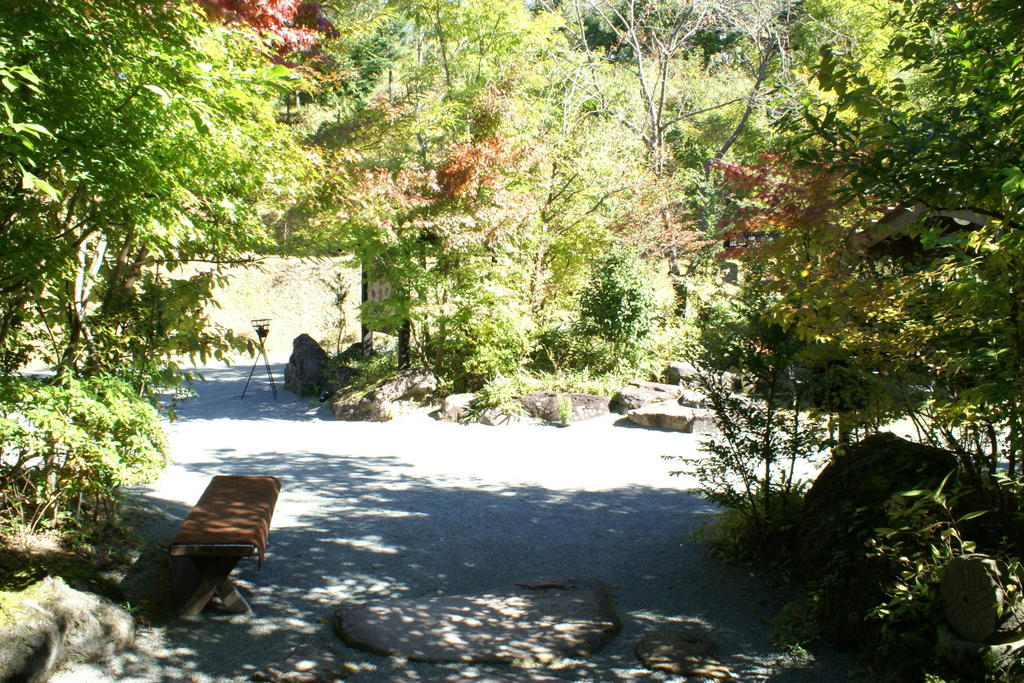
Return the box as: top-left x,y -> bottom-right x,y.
782,460 -> 1024,680
0,374 -> 167,532
676,265 -> 826,558
534,324 -> 617,374
472,374 -> 526,416
431,294 -> 536,391
578,246 -> 658,364
691,489 -> 808,567
864,477 -> 1024,680
326,337 -> 398,400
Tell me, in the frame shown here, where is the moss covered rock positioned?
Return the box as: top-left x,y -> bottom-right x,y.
798,432 -> 958,647
0,576 -> 134,681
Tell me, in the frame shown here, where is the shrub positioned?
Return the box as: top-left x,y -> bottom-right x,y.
691,489 -> 808,567
472,374 -> 526,415
0,374 -> 167,532
534,324 -> 624,375
675,264 -> 826,559
577,246 -> 658,365
783,437 -> 1024,680
430,291 -> 536,391
677,372 -> 826,561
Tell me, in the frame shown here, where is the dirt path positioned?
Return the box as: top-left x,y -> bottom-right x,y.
57,364 -> 854,682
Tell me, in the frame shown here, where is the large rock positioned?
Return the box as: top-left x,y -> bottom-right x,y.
333,579 -> 620,664
626,403 -> 716,433
373,369 -> 436,403
686,408 -> 718,434
799,432 -> 959,647
518,393 -> 610,424
332,369 -> 437,421
332,396 -> 391,421
610,382 -> 682,414
722,371 -> 745,394
433,393 -> 476,422
663,361 -> 699,387
284,334 -> 329,397
0,577 -> 135,682
635,630 -> 736,680
662,362 -> 744,394
677,389 -> 710,409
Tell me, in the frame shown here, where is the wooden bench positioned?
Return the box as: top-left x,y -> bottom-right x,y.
169,475 -> 282,616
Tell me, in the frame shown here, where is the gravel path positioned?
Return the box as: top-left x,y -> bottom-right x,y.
57,364 -> 855,682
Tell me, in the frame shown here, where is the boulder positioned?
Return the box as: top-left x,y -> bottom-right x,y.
799,432 -> 959,647
610,382 -> 682,414
687,408 -> 718,434
0,577 -> 135,682
373,369 -> 436,403
332,396 -> 391,422
332,369 -> 437,421
722,371 -> 745,394
333,579 -> 620,664
677,390 -> 710,409
518,393 -> 610,424
283,334 -> 329,397
663,361 -> 699,387
635,630 -> 736,680
627,402 -> 709,432
433,393 -> 475,422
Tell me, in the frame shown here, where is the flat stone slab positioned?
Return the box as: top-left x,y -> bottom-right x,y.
635,630 -> 736,680
627,403 -> 718,433
333,579 -> 620,664
610,383 -> 682,414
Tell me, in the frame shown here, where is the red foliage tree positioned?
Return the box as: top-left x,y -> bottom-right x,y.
712,154 -> 849,259
435,137 -> 518,200
199,0 -> 336,53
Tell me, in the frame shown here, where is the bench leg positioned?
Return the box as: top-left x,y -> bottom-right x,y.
170,556 -> 246,616
216,579 -> 252,614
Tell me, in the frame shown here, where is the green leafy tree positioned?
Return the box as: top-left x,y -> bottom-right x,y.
303,0 -> 600,387
801,0 -> 1024,485
0,1 -> 312,532
671,259 -> 827,561
0,0 -> 309,389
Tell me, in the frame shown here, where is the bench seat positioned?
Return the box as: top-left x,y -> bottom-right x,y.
169,475 -> 281,616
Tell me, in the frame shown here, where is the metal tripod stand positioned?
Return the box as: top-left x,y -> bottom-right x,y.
241,319 -> 277,399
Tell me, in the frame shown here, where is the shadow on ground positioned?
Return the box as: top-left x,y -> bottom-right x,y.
97,364 -> 860,681
166,364 -> 327,423
116,443 -> 851,681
